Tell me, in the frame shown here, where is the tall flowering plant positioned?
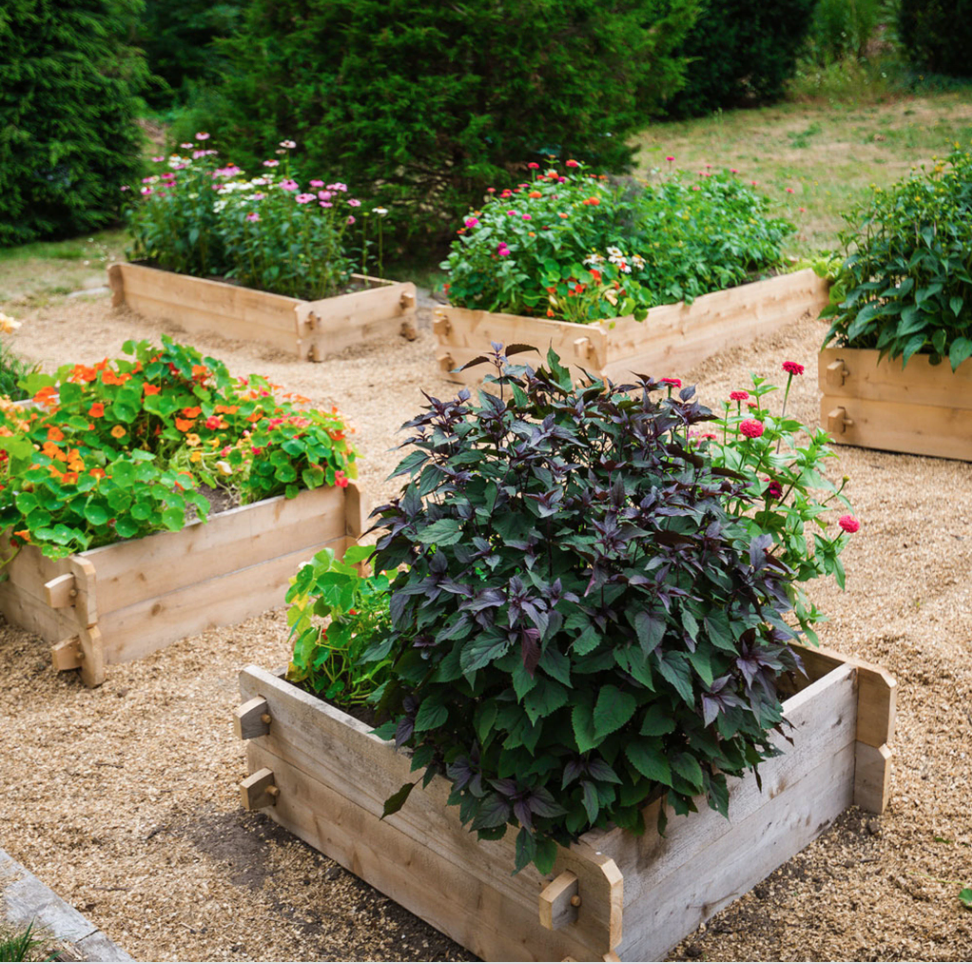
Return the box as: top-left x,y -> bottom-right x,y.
443,160 -> 793,324
126,137 -> 371,300
0,337 -> 356,559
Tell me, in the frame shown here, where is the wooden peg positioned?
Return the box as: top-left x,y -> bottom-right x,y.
539,870 -> 580,930
307,343 -> 322,363
437,352 -> 455,372
78,624 -> 105,688
51,637 -> 83,671
44,573 -> 77,609
400,319 -> 418,340
433,313 -> 451,336
399,291 -> 416,310
240,767 -> 279,810
234,697 -> 271,740
573,336 -> 594,360
827,406 -> 855,435
825,358 -> 849,386
304,311 -> 321,331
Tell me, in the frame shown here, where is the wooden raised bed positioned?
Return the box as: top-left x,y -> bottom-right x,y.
820,347 -> 972,460
0,483 -> 365,687
234,644 -> 895,962
108,262 -> 418,362
434,269 -> 830,385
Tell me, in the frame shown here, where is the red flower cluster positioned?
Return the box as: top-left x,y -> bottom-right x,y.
661,377 -> 681,388
740,419 -> 764,439
838,515 -> 860,534
782,361 -> 805,376
729,390 -> 749,401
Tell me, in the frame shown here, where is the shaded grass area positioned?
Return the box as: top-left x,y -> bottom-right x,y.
0,229 -> 128,308
634,92 -> 972,258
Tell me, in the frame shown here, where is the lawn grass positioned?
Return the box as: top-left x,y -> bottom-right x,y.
633,90 -> 972,258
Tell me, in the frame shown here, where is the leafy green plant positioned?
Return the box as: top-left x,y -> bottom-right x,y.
287,545 -> 395,705
822,147 -> 972,370
0,0 -> 147,245
0,923 -> 45,963
0,336 -> 356,559
126,139 -> 370,300
444,163 -> 793,323
805,0 -> 883,65
343,345 -> 854,874
961,886 -> 972,909
899,0 -> 972,79
0,313 -> 35,401
183,0 -> 701,244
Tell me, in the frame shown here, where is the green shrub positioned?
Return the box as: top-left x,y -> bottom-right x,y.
805,0 -> 883,64
138,0 -> 244,107
443,163 -> 793,322
295,347 -> 855,873
823,147 -> 972,370
664,0 -> 817,117
899,0 -> 972,78
126,140 -> 377,299
0,0 -> 148,246
194,0 -> 700,243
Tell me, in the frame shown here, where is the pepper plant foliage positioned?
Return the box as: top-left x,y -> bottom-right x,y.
364,348 -> 819,873
823,147 -> 972,371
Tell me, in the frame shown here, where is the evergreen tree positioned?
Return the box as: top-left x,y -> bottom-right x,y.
0,0 -> 147,245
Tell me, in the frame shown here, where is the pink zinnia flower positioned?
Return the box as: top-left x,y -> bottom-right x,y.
497,243 -> 510,257
566,159 -> 579,168
280,179 -> 299,191
740,419 -> 764,439
347,215 -> 355,225
318,191 -> 332,201
661,377 -> 681,388
522,213 -> 532,221
765,478 -> 783,499
782,361 -> 805,376
320,201 -> 333,208
151,155 -> 164,163
730,168 -> 739,174
180,142 -> 194,149
528,162 -> 540,169
262,160 -> 279,168
309,180 -> 324,188
730,390 -> 749,401
245,212 -> 260,222
786,187 -> 794,193
799,207 -> 806,213
839,515 -> 860,534
348,198 -> 361,207
295,193 -> 316,204
486,187 -> 496,193
691,185 -> 700,191
195,132 -> 210,141
746,400 -> 758,409
465,217 -> 478,228
751,181 -> 758,186
666,155 -> 675,162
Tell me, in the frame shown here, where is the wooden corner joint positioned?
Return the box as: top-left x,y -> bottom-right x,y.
44,573 -> 77,609
51,637 -> 83,671
826,406 -> 855,435
437,352 -> 455,372
826,358 -> 850,385
432,313 -> 451,336
234,696 -> 271,740
240,767 -> 280,810
540,871 -> 580,930
399,291 -> 416,310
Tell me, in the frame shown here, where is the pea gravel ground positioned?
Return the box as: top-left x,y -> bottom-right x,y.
0,291 -> 969,962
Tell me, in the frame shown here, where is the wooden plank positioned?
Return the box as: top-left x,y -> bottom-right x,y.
819,348 -> 972,409
77,624 -> 105,688
435,270 -> 828,386
580,662 -> 858,900
819,393 -> 972,461
51,637 -> 82,671
44,573 -> 76,609
81,486 -> 346,615
234,696 -> 271,740
99,534 -> 347,665
854,742 -> 892,813
611,740 -> 855,962
69,556 -> 97,627
796,643 -> 897,748
239,665 -> 622,961
297,281 -> 418,362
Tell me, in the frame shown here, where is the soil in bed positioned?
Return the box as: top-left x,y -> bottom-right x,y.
0,294 -> 969,962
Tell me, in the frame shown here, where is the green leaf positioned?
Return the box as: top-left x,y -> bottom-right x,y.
534,837 -> 558,875
959,887 -> 972,910
672,753 -> 705,793
414,699 -> 448,732
381,781 -> 416,819
571,703 -> 598,753
686,647 -> 714,686
83,501 -> 111,527
523,677 -> 569,725
161,507 -> 184,531
460,632 -> 510,674
949,337 -> 972,372
593,685 -> 636,740
950,296 -> 964,317
581,780 -> 599,824
640,703 -> 676,736
634,611 -> 666,654
625,738 -> 672,786
416,518 -> 463,546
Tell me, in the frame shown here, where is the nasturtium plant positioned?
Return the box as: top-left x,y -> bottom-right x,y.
823,147 -> 972,371
0,336 -> 356,559
323,345 -> 855,874
286,545 -> 394,705
443,162 -> 793,324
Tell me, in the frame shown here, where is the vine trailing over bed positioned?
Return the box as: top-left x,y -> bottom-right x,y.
293,345 -> 855,873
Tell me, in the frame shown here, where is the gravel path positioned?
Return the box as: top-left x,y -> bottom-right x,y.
0,292 -> 969,962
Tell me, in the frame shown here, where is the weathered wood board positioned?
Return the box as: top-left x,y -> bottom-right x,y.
108,262 -> 417,361
434,269 -> 830,385
819,347 -> 972,461
235,644 -> 895,962
0,482 -> 365,686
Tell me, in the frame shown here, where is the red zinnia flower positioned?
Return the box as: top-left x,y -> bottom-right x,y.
839,515 -> 860,534
740,419 -> 764,439
729,390 -> 749,401
661,377 -> 681,388
782,361 -> 805,376
528,162 -> 539,170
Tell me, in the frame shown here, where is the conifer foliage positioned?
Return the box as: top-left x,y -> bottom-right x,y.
0,0 -> 147,245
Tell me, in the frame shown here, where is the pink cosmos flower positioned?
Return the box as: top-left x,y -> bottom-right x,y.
262,160 -> 279,168
295,193 -> 316,204
730,390 -> 749,401
151,155 -> 164,163
195,132 -> 210,140
320,201 -> 333,208
347,215 -> 355,225
782,361 -> 805,376
309,180 -> 324,188
279,179 -> 299,191
348,198 -> 361,207
691,185 -> 700,191
740,419 -> 764,439
180,142 -> 194,149
279,140 -> 296,149
246,212 -> 260,222
318,190 -> 332,201
839,515 -> 860,534
465,217 -> 479,228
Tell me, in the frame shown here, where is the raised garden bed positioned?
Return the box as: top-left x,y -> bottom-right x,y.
819,348 -> 972,461
434,269 -> 829,385
234,644 -> 895,963
108,262 -> 418,362
0,483 -> 364,687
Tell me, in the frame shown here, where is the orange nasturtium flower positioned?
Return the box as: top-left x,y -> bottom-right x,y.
143,384 -> 161,395
185,433 -> 201,447
101,370 -> 130,386
175,417 -> 195,432
182,406 -> 202,418
110,425 -> 126,439
46,426 -> 64,442
61,471 -> 78,485
13,530 -> 30,542
190,451 -> 202,463
89,467 -> 106,480
89,403 -> 105,418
